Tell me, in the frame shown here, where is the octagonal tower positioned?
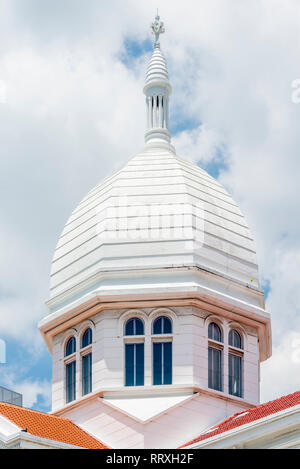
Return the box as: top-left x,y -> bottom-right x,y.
39,14 -> 271,449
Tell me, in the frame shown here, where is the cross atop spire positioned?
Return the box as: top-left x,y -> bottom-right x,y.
151,12 -> 165,47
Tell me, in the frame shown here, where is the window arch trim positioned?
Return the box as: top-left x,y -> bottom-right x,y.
65,336 -> 76,357
208,322 -> 223,343
119,310 -> 148,337
77,320 -> 95,348
81,327 -> 93,349
228,329 -> 243,350
152,316 -> 173,335
124,317 -> 145,336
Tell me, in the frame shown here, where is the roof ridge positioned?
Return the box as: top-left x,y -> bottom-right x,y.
245,389 -> 300,415
179,389 -> 300,448
0,402 -> 68,420
0,402 -> 107,449
213,389 -> 300,429
64,417 -> 108,447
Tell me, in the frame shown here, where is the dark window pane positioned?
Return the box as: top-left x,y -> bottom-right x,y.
125,344 -> 135,386
135,344 -> 144,386
208,323 -> 222,342
229,330 -> 242,349
66,361 -> 76,403
153,317 -> 163,335
125,319 -> 134,336
65,337 -> 76,356
125,318 -> 144,336
153,342 -> 162,385
125,343 -> 144,386
153,316 -> 172,335
82,328 -> 92,348
135,319 -> 144,336
153,342 -> 172,385
163,342 -> 172,384
163,317 -> 172,334
82,353 -> 92,395
208,347 -> 222,391
229,354 -> 243,397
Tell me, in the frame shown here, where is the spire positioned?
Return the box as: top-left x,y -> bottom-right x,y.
143,13 -> 174,152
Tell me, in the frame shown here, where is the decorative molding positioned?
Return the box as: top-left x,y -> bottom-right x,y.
118,309 -> 148,337
148,307 -> 177,333
40,292 -> 271,362
52,383 -> 255,417
46,265 -> 264,315
77,319 -> 96,345
61,328 -> 77,355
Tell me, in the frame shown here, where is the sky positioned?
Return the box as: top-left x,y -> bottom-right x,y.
0,0 -> 300,411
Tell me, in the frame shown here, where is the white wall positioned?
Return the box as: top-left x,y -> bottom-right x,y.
59,391 -> 251,449
51,304 -> 260,448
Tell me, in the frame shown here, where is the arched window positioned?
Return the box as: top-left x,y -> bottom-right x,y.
152,316 -> 172,334
65,336 -> 76,403
228,330 -> 243,398
82,328 -> 92,348
208,322 -> 222,342
81,328 -> 93,396
229,329 -> 243,349
125,318 -> 144,336
65,336 -> 76,356
124,318 -> 144,386
152,316 -> 173,385
208,323 -> 223,392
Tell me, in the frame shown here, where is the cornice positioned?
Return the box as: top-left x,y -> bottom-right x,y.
39,289 -> 271,361
51,383 -> 255,418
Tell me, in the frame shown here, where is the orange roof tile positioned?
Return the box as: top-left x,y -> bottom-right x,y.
180,390 -> 300,448
0,402 -> 107,449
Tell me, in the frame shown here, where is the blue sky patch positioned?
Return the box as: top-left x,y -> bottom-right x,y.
119,37 -> 153,67
170,116 -> 201,136
202,150 -> 228,179
1,337 -> 51,411
262,278 -> 271,300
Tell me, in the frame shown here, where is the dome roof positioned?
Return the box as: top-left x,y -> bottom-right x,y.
48,15 -> 260,307
50,146 -> 259,300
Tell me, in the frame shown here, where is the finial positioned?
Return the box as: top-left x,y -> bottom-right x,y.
151,12 -> 165,47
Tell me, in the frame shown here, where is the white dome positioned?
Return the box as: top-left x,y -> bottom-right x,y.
48,20 -> 261,307
50,146 -> 259,300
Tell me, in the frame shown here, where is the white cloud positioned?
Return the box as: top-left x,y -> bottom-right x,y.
0,367 -> 51,409
17,379 -> 51,409
173,124 -> 226,165
261,331 -> 300,402
0,0 -> 299,405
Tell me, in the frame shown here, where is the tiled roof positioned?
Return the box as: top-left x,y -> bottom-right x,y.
0,402 -> 107,449
180,390 -> 300,448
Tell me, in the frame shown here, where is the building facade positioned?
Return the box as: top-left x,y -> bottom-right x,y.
0,386 -> 22,407
37,15 -> 272,449
181,391 -> 300,449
